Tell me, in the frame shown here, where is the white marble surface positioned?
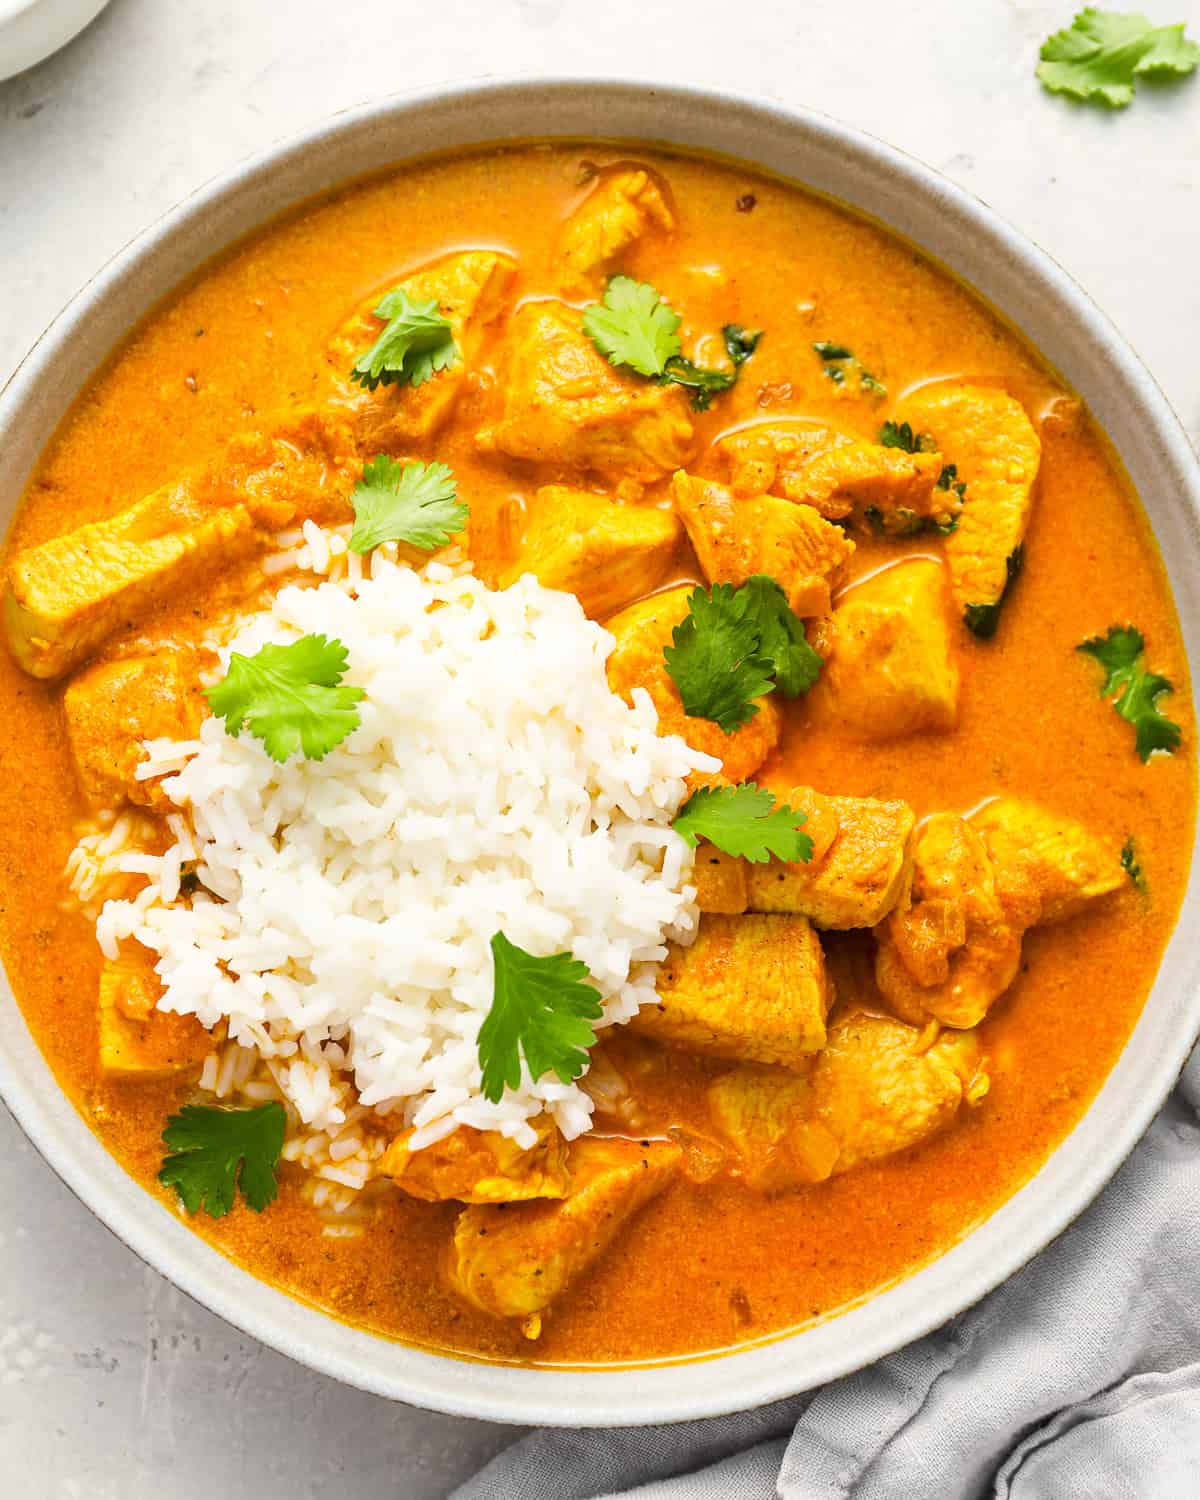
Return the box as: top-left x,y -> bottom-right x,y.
0,1 -> 1197,1495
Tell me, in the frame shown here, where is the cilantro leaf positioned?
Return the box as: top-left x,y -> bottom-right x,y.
673,783 -> 814,864
1077,623 -> 1144,693
879,420 -> 937,454
1117,666 -> 1182,760
582,279 -> 754,409
348,456 -> 467,554
964,546 -> 1025,639
582,276 -> 681,377
723,324 -> 763,366
1077,624 -> 1182,761
739,575 -> 823,697
206,634 -> 365,762
349,286 -> 459,391
1037,9 -> 1199,108
663,583 -> 776,732
1121,836 -> 1148,893
477,932 -> 604,1103
158,1102 -> 286,1218
936,462 -> 968,505
660,355 -> 737,411
813,342 -> 886,397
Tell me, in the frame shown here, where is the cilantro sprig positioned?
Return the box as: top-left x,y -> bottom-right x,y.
879,420 -> 937,454
583,276 -> 681,376
813,342 -> 886,397
1121,836 -> 1148,893
1038,9 -> 1199,108
1078,624 -> 1182,761
739,575 -> 823,696
582,277 -> 760,411
158,1102 -> 286,1218
349,286 -> 459,392
477,933 -> 604,1103
964,546 -> 1025,640
663,577 -> 821,732
664,584 -> 774,732
349,456 -> 467,554
673,783 -> 813,864
206,634 -> 365,763
723,324 -> 763,366
658,356 -> 736,410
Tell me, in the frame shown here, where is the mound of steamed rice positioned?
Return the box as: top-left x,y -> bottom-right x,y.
95,555 -> 716,1155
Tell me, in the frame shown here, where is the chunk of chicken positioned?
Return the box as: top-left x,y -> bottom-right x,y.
898,384 -> 1041,629
671,472 -> 854,618
875,813 -> 1023,1030
64,650 -> 205,811
810,1012 -> 989,1174
98,946 -> 211,1076
477,302 -> 694,484
632,914 -> 831,1067
707,1065 -> 839,1191
878,802 -> 1123,1028
447,1136 -> 680,1325
744,786 -> 916,929
605,585 -> 782,788
690,844 -> 752,915
500,486 -> 681,618
380,1118 -> 571,1204
328,250 -> 516,449
709,1013 -> 988,1187
812,558 -> 959,738
5,490 -> 264,679
213,407 -> 360,528
718,421 -> 946,523
556,166 -> 675,296
971,796 -> 1125,927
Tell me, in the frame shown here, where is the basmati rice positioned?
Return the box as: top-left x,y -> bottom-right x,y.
94,553 -> 716,1166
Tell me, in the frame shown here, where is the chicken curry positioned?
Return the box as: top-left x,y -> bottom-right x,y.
0,142 -> 1193,1366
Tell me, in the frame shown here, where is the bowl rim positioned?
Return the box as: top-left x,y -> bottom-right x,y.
2,76 -> 1199,1428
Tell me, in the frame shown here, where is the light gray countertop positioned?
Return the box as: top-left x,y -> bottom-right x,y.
1,2 -> 1197,1495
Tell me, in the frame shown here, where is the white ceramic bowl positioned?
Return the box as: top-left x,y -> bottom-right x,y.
0,0 -> 111,81
1,80 -> 1198,1427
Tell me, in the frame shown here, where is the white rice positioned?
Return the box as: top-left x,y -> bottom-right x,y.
94,552 -> 716,1158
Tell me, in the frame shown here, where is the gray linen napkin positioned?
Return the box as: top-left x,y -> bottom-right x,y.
454,1046 -> 1200,1499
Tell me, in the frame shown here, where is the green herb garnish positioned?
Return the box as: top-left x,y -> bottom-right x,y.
864,506 -> 956,539
159,1102 -> 286,1218
663,583 -> 775,732
673,783 -> 813,864
1078,624 -> 1182,761
879,420 -> 937,454
581,277 -> 753,410
738,575 -> 823,697
348,456 -> 467,554
723,324 -> 763,366
1037,8 -> 1199,108
1121,836 -> 1148,892
936,462 -> 968,503
964,546 -> 1025,639
206,635 -> 365,763
349,286 -> 459,392
583,276 -> 682,377
659,356 -> 737,411
663,577 -> 821,732
477,933 -> 604,1103
813,342 -> 886,397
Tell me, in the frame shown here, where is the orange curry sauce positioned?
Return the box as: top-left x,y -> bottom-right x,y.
0,143 -> 1193,1365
